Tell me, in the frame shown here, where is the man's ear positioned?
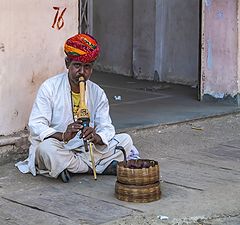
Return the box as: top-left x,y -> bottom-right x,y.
65,57 -> 71,69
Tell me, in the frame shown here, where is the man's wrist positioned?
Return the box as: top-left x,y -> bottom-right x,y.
62,132 -> 68,144
44,132 -> 68,143
95,134 -> 104,145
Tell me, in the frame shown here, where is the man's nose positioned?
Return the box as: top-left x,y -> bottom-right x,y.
78,65 -> 84,74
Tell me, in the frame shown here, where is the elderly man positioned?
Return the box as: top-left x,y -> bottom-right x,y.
16,34 -> 139,182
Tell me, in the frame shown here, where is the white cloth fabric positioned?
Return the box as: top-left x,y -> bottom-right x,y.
35,133 -> 132,177
16,72 -> 128,176
127,145 -> 141,160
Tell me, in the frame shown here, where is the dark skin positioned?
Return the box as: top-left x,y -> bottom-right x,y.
46,58 -> 104,146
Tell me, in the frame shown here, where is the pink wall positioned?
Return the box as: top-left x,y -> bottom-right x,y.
201,0 -> 238,99
0,0 -> 78,135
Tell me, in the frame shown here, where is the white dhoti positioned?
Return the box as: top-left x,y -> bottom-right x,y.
35,133 -> 133,178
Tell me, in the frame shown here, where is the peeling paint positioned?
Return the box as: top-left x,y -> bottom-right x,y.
207,39 -> 213,70
0,43 -> 5,52
138,67 -> 142,74
154,70 -> 160,82
202,0 -> 238,100
209,90 -> 237,99
209,92 -> 225,99
11,110 -> 19,120
203,93 -> 240,105
205,90 -> 238,99
205,0 -> 212,7
13,110 -> 18,117
216,10 -> 224,20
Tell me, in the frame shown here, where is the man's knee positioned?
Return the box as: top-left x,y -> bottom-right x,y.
115,133 -> 133,147
37,138 -> 60,157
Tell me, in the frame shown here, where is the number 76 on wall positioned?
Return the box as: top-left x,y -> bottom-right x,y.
52,7 -> 67,30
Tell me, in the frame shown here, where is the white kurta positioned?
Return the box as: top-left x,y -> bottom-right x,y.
16,72 -> 117,176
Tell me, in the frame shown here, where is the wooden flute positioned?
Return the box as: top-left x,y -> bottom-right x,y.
77,76 -> 90,152
77,76 -> 97,180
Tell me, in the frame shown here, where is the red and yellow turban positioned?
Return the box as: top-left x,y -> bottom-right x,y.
64,34 -> 100,63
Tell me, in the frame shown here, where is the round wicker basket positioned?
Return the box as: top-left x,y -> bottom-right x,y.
117,159 -> 160,185
115,181 -> 161,203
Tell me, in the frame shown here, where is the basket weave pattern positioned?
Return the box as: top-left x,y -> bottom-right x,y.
115,181 -> 161,203
115,159 -> 161,203
117,159 -> 160,185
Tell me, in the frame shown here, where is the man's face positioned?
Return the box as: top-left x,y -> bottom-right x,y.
67,60 -> 93,85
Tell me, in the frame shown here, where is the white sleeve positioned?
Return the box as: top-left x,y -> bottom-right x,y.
94,91 -> 115,148
28,83 -> 57,141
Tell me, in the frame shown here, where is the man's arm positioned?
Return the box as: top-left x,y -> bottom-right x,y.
93,90 -> 115,146
44,132 -> 63,141
45,121 -> 83,143
28,83 -> 56,141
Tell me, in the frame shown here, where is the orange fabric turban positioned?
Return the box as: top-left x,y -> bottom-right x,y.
64,34 -> 100,63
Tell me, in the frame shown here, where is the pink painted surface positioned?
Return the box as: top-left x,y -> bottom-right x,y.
202,0 -> 238,98
0,0 -> 78,135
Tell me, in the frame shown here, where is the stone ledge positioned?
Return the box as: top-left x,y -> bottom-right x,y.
0,130 -> 29,165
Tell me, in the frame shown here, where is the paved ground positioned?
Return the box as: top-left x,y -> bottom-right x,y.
91,72 -> 239,131
1,113 -> 240,225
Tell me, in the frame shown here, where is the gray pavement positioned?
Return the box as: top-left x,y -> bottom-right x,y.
1,73 -> 240,225
1,113 -> 240,225
91,72 -> 240,131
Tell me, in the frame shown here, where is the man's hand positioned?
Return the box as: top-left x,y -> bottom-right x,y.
45,121 -> 104,145
63,120 -> 83,142
82,127 -> 104,145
